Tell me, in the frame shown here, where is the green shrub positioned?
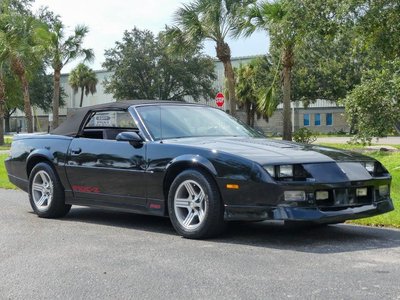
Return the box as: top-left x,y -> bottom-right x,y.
293,127 -> 317,144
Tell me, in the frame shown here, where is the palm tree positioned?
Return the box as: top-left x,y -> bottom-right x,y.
235,63 -> 258,127
172,0 -> 254,116
68,64 -> 98,107
0,66 -> 5,145
238,1 -> 297,140
47,17 -> 94,127
0,9 -> 49,133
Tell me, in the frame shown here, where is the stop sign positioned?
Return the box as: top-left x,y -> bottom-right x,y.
215,92 -> 225,107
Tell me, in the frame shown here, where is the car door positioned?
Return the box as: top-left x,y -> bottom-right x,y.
65,109 -> 147,211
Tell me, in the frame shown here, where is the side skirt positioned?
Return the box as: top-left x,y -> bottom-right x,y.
66,197 -> 166,217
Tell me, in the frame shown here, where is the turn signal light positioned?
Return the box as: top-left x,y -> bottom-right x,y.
226,184 -> 240,190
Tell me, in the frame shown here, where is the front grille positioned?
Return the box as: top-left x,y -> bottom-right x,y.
316,187 -> 373,208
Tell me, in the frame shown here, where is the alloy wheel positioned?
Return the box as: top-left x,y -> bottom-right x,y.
174,179 -> 207,230
31,170 -> 54,212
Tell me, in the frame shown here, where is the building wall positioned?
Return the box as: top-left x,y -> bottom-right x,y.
236,106 -> 348,136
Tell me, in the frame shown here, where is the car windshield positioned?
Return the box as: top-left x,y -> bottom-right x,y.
136,105 -> 264,140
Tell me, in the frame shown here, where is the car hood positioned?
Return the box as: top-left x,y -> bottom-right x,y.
164,137 -> 372,165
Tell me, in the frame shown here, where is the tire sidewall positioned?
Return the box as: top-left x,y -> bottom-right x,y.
168,169 -> 224,238
29,162 -> 67,218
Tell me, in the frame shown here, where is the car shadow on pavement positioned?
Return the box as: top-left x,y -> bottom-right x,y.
61,207 -> 400,254
215,221 -> 400,254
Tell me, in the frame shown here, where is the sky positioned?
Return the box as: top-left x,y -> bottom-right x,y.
31,0 -> 269,73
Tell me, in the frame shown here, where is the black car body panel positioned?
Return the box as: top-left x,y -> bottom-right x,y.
5,101 -> 394,223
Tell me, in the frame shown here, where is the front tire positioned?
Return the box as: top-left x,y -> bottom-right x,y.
168,169 -> 226,239
29,162 -> 71,218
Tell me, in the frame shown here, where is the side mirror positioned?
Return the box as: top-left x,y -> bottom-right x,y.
116,131 -> 143,146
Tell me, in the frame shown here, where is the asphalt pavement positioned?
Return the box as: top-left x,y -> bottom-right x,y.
1,188 -> 400,300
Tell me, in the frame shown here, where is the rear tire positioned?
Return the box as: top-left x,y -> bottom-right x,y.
168,169 -> 226,239
29,162 -> 71,218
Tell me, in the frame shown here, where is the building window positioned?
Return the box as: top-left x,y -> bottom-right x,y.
326,113 -> 333,126
303,114 -> 310,126
314,113 -> 321,126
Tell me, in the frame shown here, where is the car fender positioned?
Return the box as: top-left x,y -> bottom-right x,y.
165,154 -> 218,177
26,149 -> 55,174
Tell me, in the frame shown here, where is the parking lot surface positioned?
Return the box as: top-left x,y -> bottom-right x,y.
1,189 -> 400,299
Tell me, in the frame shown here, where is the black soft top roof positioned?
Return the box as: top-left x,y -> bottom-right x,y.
51,100 -> 186,137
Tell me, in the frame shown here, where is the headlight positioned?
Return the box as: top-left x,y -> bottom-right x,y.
264,165 -> 275,177
263,164 -> 312,181
363,162 -> 375,173
263,164 -> 294,178
278,165 -> 293,178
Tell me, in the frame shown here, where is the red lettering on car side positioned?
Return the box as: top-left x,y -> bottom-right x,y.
72,185 -> 100,193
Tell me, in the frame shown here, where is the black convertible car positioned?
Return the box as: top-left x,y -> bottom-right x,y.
5,101 -> 394,238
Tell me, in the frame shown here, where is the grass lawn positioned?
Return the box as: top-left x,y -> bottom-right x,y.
0,135 -> 13,150
0,143 -> 399,227
0,154 -> 16,189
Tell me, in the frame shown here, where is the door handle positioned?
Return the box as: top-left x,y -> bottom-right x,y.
71,148 -> 82,155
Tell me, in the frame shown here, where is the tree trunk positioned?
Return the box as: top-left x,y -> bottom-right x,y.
0,110 -> 4,145
216,40 -> 236,117
12,58 -> 33,133
281,46 -> 294,141
80,87 -> 84,107
4,108 -> 15,133
52,68 -> 61,130
4,114 -> 10,133
0,76 -> 5,145
20,72 -> 33,133
245,101 -> 251,125
250,103 -> 256,128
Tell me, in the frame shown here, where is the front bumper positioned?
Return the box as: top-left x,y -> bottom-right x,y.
224,198 -> 394,223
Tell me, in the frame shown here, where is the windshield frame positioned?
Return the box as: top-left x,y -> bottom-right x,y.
133,104 -> 264,141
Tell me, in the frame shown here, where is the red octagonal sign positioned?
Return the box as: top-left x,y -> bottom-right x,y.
215,92 -> 225,107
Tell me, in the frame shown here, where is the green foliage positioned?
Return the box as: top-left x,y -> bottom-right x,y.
0,1 -> 51,132
344,60 -> 400,144
350,0 -> 400,62
103,27 -> 216,101
2,62 -> 64,113
0,4 -> 49,73
235,56 -> 276,126
68,63 -> 98,107
292,31 -> 363,104
171,0 -> 256,115
293,127 -> 317,144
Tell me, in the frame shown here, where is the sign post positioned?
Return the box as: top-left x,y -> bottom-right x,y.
215,92 -> 225,108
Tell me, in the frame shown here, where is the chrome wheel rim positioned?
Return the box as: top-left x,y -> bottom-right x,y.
174,180 -> 207,230
32,171 -> 53,212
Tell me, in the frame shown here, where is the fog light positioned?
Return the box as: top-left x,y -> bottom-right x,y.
316,191 -> 329,200
379,185 -> 389,196
356,188 -> 368,197
284,191 -> 306,202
